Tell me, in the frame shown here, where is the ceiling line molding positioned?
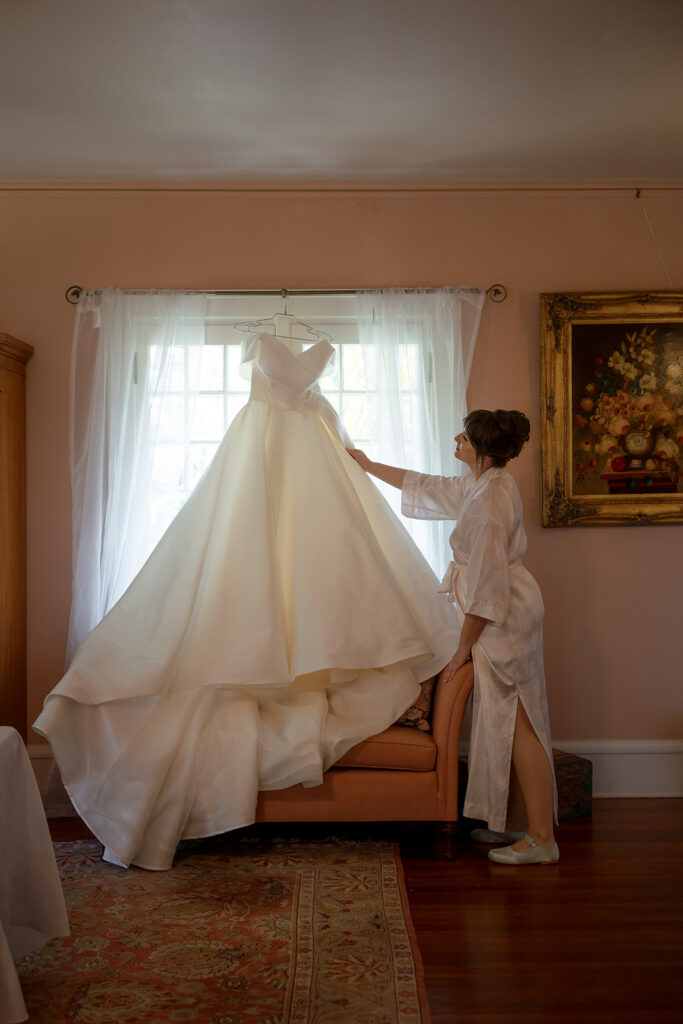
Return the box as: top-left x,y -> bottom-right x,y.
1,179 -> 683,199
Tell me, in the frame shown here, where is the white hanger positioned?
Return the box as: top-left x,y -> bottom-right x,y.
234,295 -> 331,344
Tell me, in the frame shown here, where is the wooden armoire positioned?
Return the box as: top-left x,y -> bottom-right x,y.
0,333 -> 34,739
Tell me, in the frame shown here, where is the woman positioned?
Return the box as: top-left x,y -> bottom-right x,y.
348,409 -> 559,865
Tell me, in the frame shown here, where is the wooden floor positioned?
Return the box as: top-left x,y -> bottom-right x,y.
50,799 -> 683,1024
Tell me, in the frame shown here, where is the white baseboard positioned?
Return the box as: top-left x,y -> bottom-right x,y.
27,743 -> 77,817
29,740 -> 683,808
27,744 -> 53,758
553,740 -> 683,798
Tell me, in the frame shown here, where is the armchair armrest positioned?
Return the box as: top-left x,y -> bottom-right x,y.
431,661 -> 474,821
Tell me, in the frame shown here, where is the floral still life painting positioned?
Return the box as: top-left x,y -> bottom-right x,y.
571,322 -> 682,496
541,292 -> 683,526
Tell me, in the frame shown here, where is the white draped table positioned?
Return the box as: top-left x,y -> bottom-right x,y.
0,727 -> 69,1023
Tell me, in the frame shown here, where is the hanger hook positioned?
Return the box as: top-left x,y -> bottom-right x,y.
281,288 -> 288,314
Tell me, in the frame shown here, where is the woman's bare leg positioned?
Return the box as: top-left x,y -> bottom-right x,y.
509,699 -> 555,850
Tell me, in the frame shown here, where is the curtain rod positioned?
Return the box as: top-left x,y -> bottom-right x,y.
65,284 -> 508,305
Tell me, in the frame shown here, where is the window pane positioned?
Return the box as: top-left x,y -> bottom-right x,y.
188,442 -> 219,488
150,492 -> 186,536
149,344 -> 163,382
151,395 -> 185,441
399,345 -> 418,391
197,345 -> 224,392
149,441 -> 186,537
151,346 -> 185,391
227,344 -> 250,391
343,344 -> 376,390
361,441 -> 380,461
151,443 -> 185,491
400,393 -> 419,442
191,395 -> 225,440
342,393 -> 377,442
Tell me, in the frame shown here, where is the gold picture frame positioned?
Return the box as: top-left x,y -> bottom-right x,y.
540,291 -> 683,526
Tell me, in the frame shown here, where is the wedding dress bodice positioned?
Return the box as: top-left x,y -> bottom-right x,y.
241,333 -> 352,446
242,333 -> 334,410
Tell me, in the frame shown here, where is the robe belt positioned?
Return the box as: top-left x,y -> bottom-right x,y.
437,558 -> 523,603
437,562 -> 465,602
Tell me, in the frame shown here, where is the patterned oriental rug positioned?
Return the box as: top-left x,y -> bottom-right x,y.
17,837 -> 430,1024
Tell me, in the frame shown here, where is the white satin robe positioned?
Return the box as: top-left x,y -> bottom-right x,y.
402,467 -> 557,831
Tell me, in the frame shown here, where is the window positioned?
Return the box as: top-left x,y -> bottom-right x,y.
147,295 -> 426,553
68,286 -> 479,656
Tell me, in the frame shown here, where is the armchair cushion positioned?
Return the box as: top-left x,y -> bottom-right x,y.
336,725 -> 436,772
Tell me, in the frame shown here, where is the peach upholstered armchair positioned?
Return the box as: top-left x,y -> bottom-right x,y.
255,661 -> 475,844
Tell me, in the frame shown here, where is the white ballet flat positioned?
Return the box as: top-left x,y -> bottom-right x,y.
102,846 -> 129,869
487,833 -> 560,865
470,828 -> 525,844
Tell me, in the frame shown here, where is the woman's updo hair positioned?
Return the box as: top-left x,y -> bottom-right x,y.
463,409 -> 531,467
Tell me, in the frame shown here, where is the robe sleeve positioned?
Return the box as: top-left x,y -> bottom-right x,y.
401,471 -> 468,521
464,516 -> 511,625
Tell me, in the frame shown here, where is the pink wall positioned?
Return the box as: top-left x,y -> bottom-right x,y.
1,181 -> 681,740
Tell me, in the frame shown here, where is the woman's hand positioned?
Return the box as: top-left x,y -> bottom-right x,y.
347,448 -> 373,472
440,613 -> 488,685
438,646 -> 473,685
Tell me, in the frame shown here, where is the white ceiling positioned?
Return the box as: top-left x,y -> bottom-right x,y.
2,0 -> 683,181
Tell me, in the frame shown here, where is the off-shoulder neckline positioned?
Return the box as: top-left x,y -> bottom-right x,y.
254,332 -> 334,362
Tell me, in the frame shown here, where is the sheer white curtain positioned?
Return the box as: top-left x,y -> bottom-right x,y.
356,287 -> 484,576
67,289 -> 208,661
66,286 -> 481,661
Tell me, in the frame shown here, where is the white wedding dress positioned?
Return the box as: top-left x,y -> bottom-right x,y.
34,332 -> 460,870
